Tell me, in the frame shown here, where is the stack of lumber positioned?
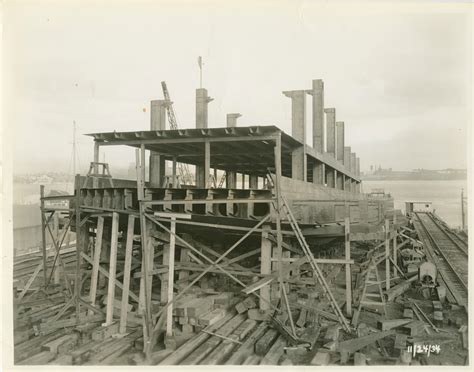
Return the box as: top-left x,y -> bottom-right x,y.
14,247 -> 77,292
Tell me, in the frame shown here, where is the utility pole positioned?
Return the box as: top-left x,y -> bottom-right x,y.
73,120 -> 76,176
461,188 -> 465,231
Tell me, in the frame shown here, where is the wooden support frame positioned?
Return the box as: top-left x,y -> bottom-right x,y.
88,216 -> 104,315
385,219 -> 391,290
144,212 -> 276,356
393,213 -> 398,277
344,217 -> 352,317
40,185 -> 48,286
105,212 -> 119,326
120,214 -> 136,334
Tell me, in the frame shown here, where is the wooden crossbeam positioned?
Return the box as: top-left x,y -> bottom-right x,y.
80,252 -> 139,302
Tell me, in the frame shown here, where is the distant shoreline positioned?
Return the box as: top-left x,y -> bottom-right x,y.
362,176 -> 467,181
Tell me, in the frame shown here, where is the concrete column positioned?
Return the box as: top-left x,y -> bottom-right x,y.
307,80 -> 325,184
226,113 -> 241,128
196,89 -> 213,185
326,168 -> 336,188
150,100 -> 170,187
344,146 -> 351,170
325,108 -> 336,157
249,175 -> 258,189
283,90 -> 306,181
336,171 -> 344,190
356,157 -> 361,193
336,121 -> 345,163
350,153 -> 356,193
196,88 -> 213,129
226,171 -> 236,188
350,153 -> 356,175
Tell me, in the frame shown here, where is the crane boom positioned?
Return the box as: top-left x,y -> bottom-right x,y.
161,81 -> 194,186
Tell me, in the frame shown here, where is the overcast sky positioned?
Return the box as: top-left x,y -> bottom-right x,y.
4,0 -> 471,174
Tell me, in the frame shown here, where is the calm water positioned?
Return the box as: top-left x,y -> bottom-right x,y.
363,179 -> 467,228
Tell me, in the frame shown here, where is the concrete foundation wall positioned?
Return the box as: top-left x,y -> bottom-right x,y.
280,176 -> 393,224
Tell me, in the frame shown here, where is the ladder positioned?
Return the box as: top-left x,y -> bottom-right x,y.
355,257 -> 387,317
161,81 -> 194,186
218,172 -> 226,188
266,174 -> 351,332
82,162 -> 114,188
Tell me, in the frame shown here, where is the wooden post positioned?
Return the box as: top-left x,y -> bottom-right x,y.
136,149 -> 144,200
461,189 -> 465,231
120,214 -> 135,334
161,243 -> 170,304
141,144 -> 146,186
385,219 -> 390,290
274,134 -> 284,300
260,225 -> 272,310
89,216 -> 104,315
393,213 -> 397,277
166,217 -> 177,337
40,185 -> 48,287
105,212 -> 119,326
53,213 -> 60,284
74,174 -> 82,318
93,142 -> 99,188
344,217 -> 352,316
204,141 -> 210,188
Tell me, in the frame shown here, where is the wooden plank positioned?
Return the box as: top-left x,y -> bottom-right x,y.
377,318 -> 412,331
201,318 -> 258,365
105,212 -> 119,325
226,322 -> 268,365
344,217 -> 352,316
119,215 -> 136,334
259,225 -> 272,310
17,263 -> 43,301
181,314 -> 245,364
385,219 -> 390,290
18,350 -> 56,365
255,328 -> 279,356
159,312 -> 235,365
337,330 -> 395,354
166,217 -> 177,337
260,335 -> 286,365
89,216 -> 104,314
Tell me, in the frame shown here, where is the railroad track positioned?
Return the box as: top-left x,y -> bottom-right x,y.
414,212 -> 468,307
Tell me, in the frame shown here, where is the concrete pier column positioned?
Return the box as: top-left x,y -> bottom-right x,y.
324,108 -> 336,188
325,108 -> 336,157
150,100 -> 170,187
356,157 -> 361,193
196,88 -> 213,129
326,168 -> 336,188
344,146 -> 351,169
226,113 -> 241,128
283,90 -> 306,181
196,89 -> 213,186
249,175 -> 258,189
307,80 -> 325,184
350,153 -> 357,193
226,171 -> 236,188
344,147 -> 352,190
336,121 -> 345,163
336,171 -> 344,190
335,121 -> 345,190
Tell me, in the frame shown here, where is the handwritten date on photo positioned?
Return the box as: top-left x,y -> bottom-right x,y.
407,344 -> 441,357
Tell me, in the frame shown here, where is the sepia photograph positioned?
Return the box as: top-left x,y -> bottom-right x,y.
2,0 -> 472,369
